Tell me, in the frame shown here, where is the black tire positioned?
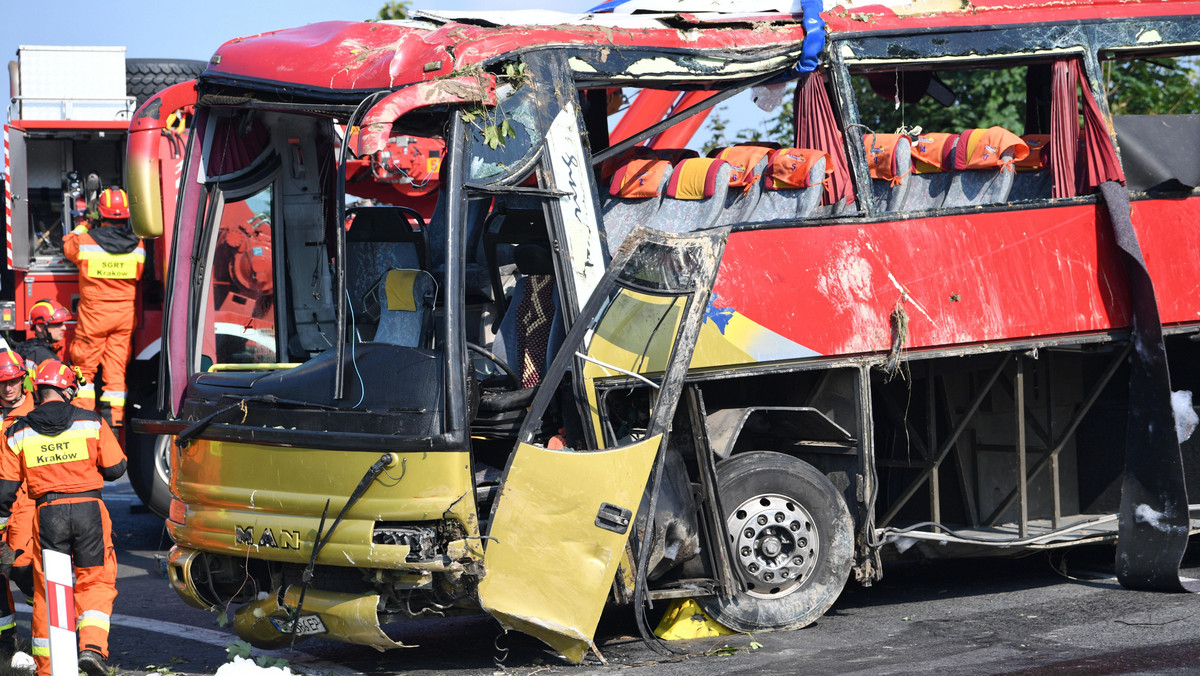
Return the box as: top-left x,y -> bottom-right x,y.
126,430 -> 173,519
126,59 -> 208,107
126,371 -> 172,518
699,451 -> 854,632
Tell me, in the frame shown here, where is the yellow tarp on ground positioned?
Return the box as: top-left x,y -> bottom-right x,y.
653,599 -> 736,640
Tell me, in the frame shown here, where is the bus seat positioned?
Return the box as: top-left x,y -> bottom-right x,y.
942,127 -> 1029,208
900,173 -> 954,211
346,206 -> 427,317
715,145 -> 773,225
752,148 -> 829,221
427,195 -> 492,299
490,244 -> 565,388
652,158 -> 733,233
943,154 -> 1015,207
600,158 -> 673,253
368,269 -> 437,347
898,132 -> 959,212
1009,135 -> 1052,202
596,145 -> 656,185
651,148 -> 700,164
1009,168 -> 1053,202
864,134 -> 913,213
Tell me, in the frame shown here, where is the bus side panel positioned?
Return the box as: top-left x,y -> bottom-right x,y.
1128,196 -> 1200,327
692,200 -> 1200,368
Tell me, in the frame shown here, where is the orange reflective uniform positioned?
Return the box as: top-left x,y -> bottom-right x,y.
0,394 -> 33,650
63,224 -> 145,425
2,396 -> 35,563
0,401 -> 126,674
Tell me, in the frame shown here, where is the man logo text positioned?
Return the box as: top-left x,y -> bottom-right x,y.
235,525 -> 301,549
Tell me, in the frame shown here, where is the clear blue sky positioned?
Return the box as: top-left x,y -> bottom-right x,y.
2,0 -> 592,70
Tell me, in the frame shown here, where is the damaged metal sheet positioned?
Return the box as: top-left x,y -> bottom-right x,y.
233,586 -> 410,651
478,227 -> 728,661
358,74 -> 497,156
838,23 -> 1091,65
200,18 -> 810,98
561,44 -> 808,85
1098,182 -> 1195,593
835,12 -> 1200,67
477,436 -> 662,663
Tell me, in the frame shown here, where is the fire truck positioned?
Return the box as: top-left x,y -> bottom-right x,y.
3,45 -> 204,515
131,0 -> 1200,662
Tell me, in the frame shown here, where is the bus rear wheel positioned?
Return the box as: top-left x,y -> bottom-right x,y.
699,451 -> 854,632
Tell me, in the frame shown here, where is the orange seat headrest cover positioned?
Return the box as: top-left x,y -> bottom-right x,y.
598,145 -> 656,183
911,132 -> 958,174
954,126 -> 1030,170
1015,134 -> 1051,170
716,145 -> 774,188
863,133 -> 909,182
609,158 -> 672,199
764,148 -> 832,191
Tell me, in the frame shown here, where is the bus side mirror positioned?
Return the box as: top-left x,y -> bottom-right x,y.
127,80 -> 198,238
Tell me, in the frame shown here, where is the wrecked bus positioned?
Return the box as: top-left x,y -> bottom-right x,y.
131,0 -> 1200,660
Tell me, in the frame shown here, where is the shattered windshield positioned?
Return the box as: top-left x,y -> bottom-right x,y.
465,81 -> 542,184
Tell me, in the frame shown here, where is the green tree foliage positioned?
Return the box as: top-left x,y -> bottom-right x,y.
376,1 -> 412,20
1103,57 -> 1200,115
853,67 -> 1027,135
709,56 -> 1200,152
702,108 -> 731,156
691,46 -> 1200,163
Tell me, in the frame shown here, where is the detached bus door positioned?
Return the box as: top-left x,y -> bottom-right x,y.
478,228 -> 727,662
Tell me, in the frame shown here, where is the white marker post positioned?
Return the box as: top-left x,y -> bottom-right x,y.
43,549 -> 77,676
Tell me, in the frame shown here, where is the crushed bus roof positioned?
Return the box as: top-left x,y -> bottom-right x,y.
202,17 -> 809,94
200,0 -> 1200,95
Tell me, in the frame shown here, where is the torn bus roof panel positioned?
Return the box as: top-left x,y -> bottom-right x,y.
202,19 -> 811,94
824,0 -> 1200,33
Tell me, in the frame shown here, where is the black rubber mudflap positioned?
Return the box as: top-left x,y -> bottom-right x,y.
1098,181 -> 1194,592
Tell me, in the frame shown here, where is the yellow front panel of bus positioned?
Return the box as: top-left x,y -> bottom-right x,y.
168,440 -> 476,567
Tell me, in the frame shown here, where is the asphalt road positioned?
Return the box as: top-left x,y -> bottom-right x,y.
11,480 -> 1200,676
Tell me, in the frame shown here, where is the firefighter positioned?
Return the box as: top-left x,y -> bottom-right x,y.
0,360 -> 125,676
63,187 -> 144,426
0,350 -> 33,658
19,299 -> 72,369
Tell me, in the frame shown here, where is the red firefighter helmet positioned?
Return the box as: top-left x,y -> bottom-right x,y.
28,299 -> 71,326
32,359 -> 78,391
0,351 -> 26,382
97,187 -> 131,220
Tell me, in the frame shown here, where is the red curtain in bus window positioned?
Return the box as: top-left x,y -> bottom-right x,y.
796,71 -> 853,208
1076,62 -> 1126,192
1049,61 -> 1080,198
1050,59 -> 1125,197
207,114 -> 270,178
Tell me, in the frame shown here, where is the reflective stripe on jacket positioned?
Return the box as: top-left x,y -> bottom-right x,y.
2,403 -> 125,500
63,232 -> 145,303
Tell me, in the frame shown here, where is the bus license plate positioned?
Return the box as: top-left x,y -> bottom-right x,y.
271,614 -> 327,636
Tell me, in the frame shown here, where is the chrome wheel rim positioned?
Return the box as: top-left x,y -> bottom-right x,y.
727,493 -> 819,598
153,434 -> 173,487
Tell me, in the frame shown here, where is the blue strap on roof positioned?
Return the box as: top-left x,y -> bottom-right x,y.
793,0 -> 826,74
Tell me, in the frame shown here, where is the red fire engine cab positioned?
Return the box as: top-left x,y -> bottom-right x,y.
3,46 -> 203,511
